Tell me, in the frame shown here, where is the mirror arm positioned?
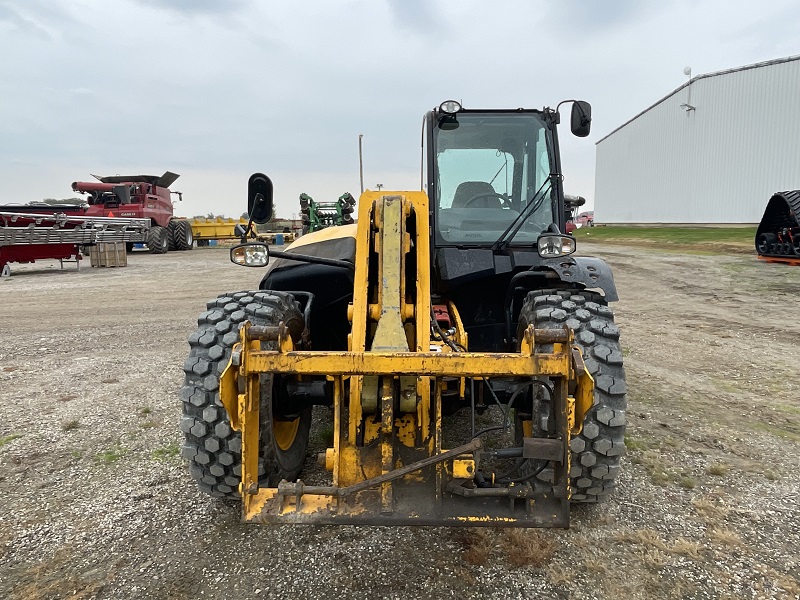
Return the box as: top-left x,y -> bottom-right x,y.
269,249 -> 355,272
241,192 -> 268,242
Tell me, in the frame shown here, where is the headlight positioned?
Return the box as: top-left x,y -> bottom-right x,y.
537,234 -> 576,258
230,243 -> 269,267
439,100 -> 462,114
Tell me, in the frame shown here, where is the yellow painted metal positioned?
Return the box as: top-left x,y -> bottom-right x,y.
572,350 -> 595,435
331,376 -> 343,485
522,419 -> 533,438
273,418 -> 300,451
238,347 -> 572,377
240,364 -> 261,497
396,414 -> 417,447
446,301 -> 468,350
369,198 -> 408,352
324,447 -> 335,471
452,458 -> 475,479
189,217 -> 298,243
286,223 -> 357,250
219,358 -> 240,430
380,377 -> 394,514
189,217 -> 249,241
346,191 -> 433,478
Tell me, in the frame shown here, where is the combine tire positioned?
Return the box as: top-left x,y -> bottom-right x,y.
517,290 -> 626,502
167,220 -> 178,251
172,219 -> 194,251
180,291 -> 312,498
147,225 -> 169,254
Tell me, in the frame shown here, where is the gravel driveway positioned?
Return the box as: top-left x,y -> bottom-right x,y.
1,244 -> 798,599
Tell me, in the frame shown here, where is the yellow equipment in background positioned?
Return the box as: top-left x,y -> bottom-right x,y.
189,217 -> 249,245
189,217 -> 295,246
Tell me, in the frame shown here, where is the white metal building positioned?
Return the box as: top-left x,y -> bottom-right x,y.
595,56 -> 800,224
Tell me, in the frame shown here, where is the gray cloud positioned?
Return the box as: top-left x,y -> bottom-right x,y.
546,0 -> 650,34
1,0 -> 797,216
133,0 -> 247,15
387,0 -> 444,33
0,1 -> 53,39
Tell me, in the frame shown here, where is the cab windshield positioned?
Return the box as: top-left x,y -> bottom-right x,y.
433,112 -> 554,246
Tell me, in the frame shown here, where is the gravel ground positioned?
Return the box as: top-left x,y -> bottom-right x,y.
0,244 -> 798,600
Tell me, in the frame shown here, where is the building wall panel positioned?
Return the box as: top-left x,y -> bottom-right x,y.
595,58 -> 800,223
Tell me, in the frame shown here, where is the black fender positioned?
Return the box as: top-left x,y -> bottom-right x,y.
540,255 -> 619,302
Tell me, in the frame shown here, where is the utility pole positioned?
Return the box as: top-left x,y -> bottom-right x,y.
358,134 -> 364,194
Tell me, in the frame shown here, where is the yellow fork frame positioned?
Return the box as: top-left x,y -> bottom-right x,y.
219,191 -> 594,526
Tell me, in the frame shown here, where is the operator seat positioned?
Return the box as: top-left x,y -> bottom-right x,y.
451,181 -> 502,208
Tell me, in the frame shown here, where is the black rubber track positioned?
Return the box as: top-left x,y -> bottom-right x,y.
180,291 -> 311,498
517,289 -> 627,502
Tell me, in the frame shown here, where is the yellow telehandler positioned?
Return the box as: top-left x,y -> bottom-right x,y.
180,100 -> 625,527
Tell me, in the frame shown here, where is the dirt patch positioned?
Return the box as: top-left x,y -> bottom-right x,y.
0,245 -> 798,599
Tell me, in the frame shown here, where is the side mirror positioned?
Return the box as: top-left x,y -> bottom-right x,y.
570,101 -> 592,137
247,173 -> 274,224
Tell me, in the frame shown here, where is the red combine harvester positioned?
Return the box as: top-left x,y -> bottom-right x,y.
71,171 -> 193,253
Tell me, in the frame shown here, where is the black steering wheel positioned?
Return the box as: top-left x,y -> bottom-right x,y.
462,192 -> 510,208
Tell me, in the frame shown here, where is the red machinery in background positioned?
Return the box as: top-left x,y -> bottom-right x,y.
0,171 -> 192,275
0,209 -> 149,275
71,171 -> 193,253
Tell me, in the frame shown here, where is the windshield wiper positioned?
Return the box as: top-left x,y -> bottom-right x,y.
491,174 -> 556,252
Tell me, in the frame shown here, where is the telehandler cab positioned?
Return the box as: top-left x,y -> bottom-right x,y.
181,100 -> 626,527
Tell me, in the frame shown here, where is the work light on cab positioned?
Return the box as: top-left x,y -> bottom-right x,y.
230,243 -> 269,267
537,234 -> 576,258
439,100 -> 462,114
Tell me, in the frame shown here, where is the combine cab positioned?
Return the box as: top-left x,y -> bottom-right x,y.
755,190 -> 800,265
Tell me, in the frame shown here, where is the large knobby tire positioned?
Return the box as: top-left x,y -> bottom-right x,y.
167,220 -> 178,251
180,291 -> 312,498
517,290 -> 626,502
172,219 -> 193,251
147,225 -> 169,254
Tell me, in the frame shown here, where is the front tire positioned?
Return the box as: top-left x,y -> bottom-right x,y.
517,290 -> 626,502
180,291 -> 311,498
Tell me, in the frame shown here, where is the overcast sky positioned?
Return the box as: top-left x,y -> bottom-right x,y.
1,0 -> 798,218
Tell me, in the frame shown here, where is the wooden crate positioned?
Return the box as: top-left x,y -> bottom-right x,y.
90,243 -> 127,267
